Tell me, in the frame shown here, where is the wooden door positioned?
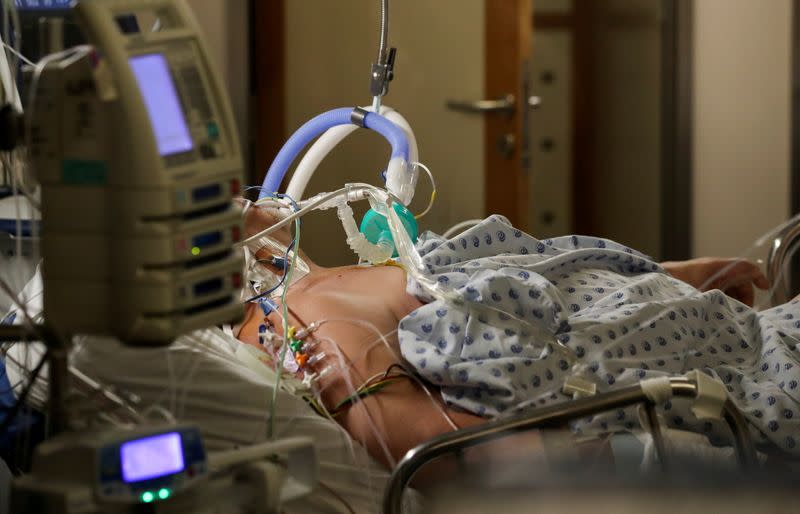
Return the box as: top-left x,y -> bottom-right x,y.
484,1 -> 534,228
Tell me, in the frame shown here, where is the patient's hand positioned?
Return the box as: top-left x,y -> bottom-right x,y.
661,257 -> 769,306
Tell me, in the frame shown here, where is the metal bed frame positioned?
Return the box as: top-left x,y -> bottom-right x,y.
768,216 -> 800,305
382,375 -> 759,514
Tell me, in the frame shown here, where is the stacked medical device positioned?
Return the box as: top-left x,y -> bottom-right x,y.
29,0 -> 243,343
3,1 -> 321,512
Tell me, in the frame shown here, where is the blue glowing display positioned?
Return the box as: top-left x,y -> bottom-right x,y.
120,432 -> 185,483
128,54 -> 194,157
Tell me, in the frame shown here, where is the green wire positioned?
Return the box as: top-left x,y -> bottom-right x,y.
268,215 -> 301,439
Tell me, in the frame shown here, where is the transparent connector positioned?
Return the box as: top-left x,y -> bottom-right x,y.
384,157 -> 418,206
337,201 -> 393,264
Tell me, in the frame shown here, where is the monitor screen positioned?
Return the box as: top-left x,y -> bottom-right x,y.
120,432 -> 185,483
128,54 -> 194,157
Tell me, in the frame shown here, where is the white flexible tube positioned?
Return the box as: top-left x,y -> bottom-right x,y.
208,436 -> 314,470
285,106 -> 418,201
442,219 -> 484,239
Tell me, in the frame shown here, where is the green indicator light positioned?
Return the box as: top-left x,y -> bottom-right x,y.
191,247 -> 201,256
158,488 -> 171,500
141,491 -> 155,503
207,121 -> 220,140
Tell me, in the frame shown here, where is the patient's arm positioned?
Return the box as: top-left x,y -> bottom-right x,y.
237,261 -> 485,468
276,283 -> 487,468
662,257 -> 769,306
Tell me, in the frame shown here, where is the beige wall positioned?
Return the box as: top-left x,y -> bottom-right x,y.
186,0 -> 249,159
692,0 -> 792,259
285,1 -> 486,266
590,1 -> 663,258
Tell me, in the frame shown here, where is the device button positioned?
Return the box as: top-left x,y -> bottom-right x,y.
199,143 -> 216,159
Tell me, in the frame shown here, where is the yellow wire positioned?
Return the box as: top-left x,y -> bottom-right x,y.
414,190 -> 436,220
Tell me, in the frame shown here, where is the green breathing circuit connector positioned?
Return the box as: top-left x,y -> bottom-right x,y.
359,203 -> 419,258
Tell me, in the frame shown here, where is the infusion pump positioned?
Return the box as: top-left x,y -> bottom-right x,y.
27,0 -> 244,343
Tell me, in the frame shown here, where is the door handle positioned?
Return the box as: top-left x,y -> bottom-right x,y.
445,94 -> 541,115
446,94 -> 516,115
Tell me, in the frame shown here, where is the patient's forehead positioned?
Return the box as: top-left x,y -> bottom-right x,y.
239,200 -> 289,237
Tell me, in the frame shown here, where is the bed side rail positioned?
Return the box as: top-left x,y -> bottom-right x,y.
767,218 -> 800,306
382,376 -> 757,514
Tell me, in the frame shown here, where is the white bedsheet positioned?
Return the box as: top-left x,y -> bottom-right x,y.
4,271 -> 420,513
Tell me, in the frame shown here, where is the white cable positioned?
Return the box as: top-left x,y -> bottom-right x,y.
9,152 -> 40,211
316,335 -> 397,469
412,161 -> 436,219
0,25 -> 22,112
0,274 -> 38,333
240,188 -> 350,246
442,219 -> 484,239
5,154 -> 24,288
176,347 -> 208,420
140,404 -> 177,424
8,0 -> 20,83
2,1 -> 9,84
207,436 -> 314,471
321,318 -> 460,432
1,37 -> 32,66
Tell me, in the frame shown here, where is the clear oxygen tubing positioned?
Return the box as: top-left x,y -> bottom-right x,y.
239,182 -> 457,302
442,219 -> 485,239
241,185 -> 570,359
285,106 -> 418,202
247,185 -> 394,264
258,108 -> 413,204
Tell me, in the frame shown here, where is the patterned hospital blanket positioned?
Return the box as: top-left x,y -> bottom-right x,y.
398,216 -> 800,455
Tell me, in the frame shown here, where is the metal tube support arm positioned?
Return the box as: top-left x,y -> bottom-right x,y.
767,219 -> 800,305
0,324 -> 71,434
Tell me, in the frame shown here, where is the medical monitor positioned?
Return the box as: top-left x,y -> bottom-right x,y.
129,53 -> 194,157
13,0 -> 85,66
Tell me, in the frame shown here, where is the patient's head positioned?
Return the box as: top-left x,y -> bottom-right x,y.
236,198 -> 318,270
237,199 -> 293,248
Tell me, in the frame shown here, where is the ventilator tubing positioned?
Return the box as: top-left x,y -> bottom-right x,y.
286,106 -> 418,201
259,108 -> 417,205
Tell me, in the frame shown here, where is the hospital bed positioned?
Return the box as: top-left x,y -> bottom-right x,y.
1,218 -> 798,513
1,0 -> 799,512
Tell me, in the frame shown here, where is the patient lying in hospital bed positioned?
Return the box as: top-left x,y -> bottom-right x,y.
236,204 -> 800,471
3,203 -> 793,511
